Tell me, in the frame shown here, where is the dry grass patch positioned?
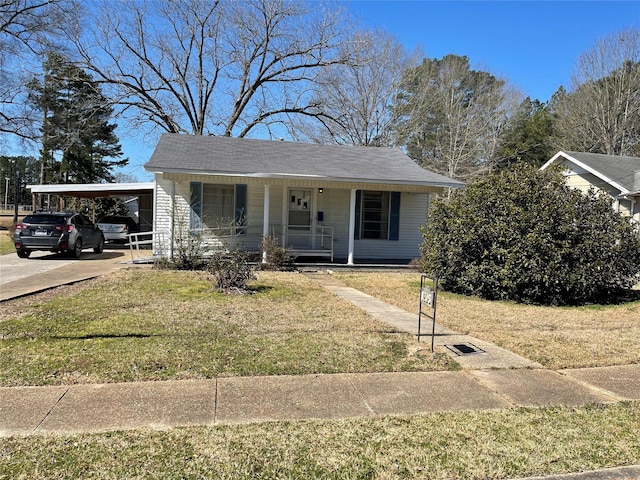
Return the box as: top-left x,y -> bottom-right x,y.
0,231 -> 14,255
2,402 -> 639,479
335,272 -> 640,369
0,269 -> 455,386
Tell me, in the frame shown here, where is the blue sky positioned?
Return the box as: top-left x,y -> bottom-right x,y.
6,1 -> 637,182
349,0 -> 639,102
121,0 -> 639,181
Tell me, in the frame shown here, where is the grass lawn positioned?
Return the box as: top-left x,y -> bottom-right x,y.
2,268 -> 639,477
0,231 -> 14,255
1,402 -> 639,479
335,272 -> 640,370
0,269 -> 455,386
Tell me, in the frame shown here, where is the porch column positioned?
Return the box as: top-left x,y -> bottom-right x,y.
281,186 -> 288,248
347,188 -> 356,265
262,184 -> 270,263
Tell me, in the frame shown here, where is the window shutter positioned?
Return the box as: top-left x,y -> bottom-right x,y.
389,191 -> 401,241
354,190 -> 362,240
189,182 -> 202,230
235,184 -> 247,234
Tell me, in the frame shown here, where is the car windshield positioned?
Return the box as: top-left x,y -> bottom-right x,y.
22,215 -> 68,225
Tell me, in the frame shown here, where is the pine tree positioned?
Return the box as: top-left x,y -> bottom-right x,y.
28,52 -> 128,185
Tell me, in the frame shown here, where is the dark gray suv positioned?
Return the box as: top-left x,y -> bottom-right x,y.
14,211 -> 105,259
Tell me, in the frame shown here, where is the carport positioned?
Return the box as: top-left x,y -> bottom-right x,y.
26,183 -> 155,230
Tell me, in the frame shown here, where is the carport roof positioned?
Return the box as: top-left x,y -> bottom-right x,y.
27,183 -> 154,198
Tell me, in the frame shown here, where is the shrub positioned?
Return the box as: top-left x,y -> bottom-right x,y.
259,235 -> 296,271
420,163 -> 640,305
207,250 -> 257,292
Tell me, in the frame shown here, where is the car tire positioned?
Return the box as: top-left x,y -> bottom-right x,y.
72,238 -> 83,259
94,235 -> 105,254
17,249 -> 31,258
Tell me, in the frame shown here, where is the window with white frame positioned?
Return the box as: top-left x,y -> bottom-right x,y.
361,191 -> 390,239
202,184 -> 234,230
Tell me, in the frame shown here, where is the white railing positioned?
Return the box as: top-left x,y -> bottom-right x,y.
190,226 -> 258,253
127,230 -> 170,263
270,224 -> 334,261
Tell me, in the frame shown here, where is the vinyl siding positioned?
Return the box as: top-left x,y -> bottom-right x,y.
154,174 -> 432,262
354,192 -> 428,262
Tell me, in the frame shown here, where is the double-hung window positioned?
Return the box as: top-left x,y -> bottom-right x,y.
190,182 -> 247,234
355,190 -> 401,241
361,191 -> 390,239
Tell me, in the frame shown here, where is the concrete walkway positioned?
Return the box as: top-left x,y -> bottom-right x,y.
1,261 -> 639,479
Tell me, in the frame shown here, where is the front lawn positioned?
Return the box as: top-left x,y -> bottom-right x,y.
2,402 -> 639,479
335,272 -> 640,369
0,231 -> 13,255
0,269 -> 455,386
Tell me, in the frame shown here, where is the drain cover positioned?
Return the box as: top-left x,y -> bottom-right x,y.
444,343 -> 485,356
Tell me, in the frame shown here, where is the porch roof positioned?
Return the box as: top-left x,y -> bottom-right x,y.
145,134 -> 463,189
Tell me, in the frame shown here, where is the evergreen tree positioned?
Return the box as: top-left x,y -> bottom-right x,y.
28,52 -> 127,185
495,97 -> 556,170
392,55 -> 516,182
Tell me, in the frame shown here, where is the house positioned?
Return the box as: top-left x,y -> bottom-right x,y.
541,151 -> 640,225
144,133 -> 463,264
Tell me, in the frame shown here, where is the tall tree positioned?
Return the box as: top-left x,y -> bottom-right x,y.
0,0 -> 73,139
70,0 -> 360,140
495,97 -> 556,170
290,30 -> 417,146
554,27 -> 640,156
28,52 -> 127,185
392,55 -> 519,182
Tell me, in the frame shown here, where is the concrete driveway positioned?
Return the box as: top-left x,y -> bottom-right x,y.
0,248 -> 134,301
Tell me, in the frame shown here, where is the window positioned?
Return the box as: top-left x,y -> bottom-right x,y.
202,184 -> 234,229
361,191 -> 390,239
190,182 -> 247,233
355,190 -> 400,241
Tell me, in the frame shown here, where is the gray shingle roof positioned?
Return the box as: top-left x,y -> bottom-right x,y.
144,133 -> 463,188
564,151 -> 640,192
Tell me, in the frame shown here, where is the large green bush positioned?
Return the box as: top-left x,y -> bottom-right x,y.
420,164 -> 640,305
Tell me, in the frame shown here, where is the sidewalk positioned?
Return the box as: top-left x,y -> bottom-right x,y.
1,266 -> 639,478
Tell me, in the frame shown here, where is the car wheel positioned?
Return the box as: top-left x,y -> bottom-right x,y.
72,238 -> 83,259
94,235 -> 105,254
17,249 -> 31,258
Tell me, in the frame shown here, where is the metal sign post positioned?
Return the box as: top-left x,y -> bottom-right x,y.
418,274 -> 438,352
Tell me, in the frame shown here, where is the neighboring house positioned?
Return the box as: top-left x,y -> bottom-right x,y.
144,133 -> 463,264
541,151 -> 640,224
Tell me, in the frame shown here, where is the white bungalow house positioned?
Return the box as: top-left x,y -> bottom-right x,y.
540,151 -> 640,225
144,134 -> 463,264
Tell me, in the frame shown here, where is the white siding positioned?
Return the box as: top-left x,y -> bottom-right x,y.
354,192 -> 429,262
153,174 -> 433,262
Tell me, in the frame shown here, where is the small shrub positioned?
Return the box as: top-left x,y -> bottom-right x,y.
207,250 -> 257,292
259,235 -> 296,271
420,163 -> 640,305
171,230 -> 208,270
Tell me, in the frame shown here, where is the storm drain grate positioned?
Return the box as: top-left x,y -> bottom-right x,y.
444,343 -> 485,356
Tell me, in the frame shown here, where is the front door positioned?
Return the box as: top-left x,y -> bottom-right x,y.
287,189 -> 312,248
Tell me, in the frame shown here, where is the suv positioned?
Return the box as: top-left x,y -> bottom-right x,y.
14,211 -> 105,259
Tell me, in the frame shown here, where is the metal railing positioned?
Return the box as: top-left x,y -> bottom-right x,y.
270,224 -> 334,261
127,230 -> 169,263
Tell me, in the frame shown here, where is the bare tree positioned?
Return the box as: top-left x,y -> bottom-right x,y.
0,0 -> 72,139
555,27 -> 640,156
392,55 -> 520,182
69,0 -> 359,140
289,30 -> 418,146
